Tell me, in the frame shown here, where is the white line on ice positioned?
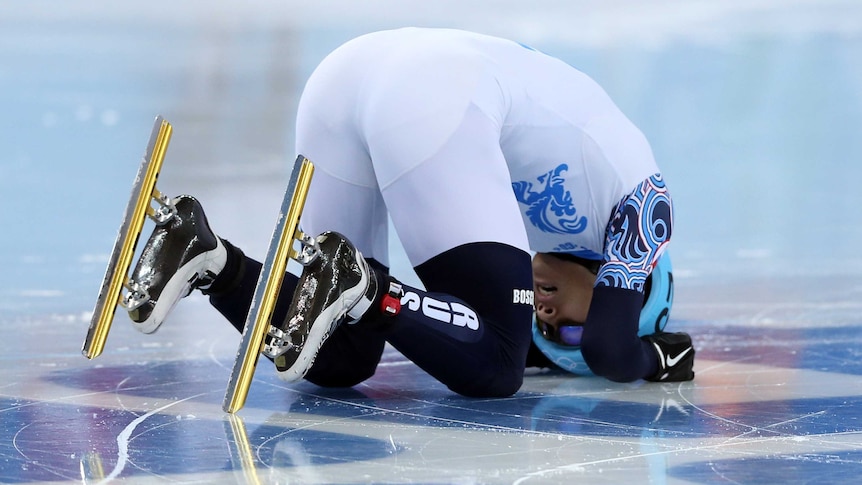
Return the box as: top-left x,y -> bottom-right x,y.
96,394 -> 205,485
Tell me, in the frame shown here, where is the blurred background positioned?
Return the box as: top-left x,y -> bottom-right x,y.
1,0 -> 861,322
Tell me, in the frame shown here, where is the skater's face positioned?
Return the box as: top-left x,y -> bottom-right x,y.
531,253 -> 595,336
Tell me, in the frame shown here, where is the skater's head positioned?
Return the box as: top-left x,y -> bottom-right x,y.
531,252 -> 598,345
532,252 -> 674,349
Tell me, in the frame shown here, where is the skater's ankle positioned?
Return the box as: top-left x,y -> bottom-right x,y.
201,238 -> 246,297
348,269 -> 403,329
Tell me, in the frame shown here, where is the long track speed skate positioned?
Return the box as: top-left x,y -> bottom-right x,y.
83,115 -> 318,415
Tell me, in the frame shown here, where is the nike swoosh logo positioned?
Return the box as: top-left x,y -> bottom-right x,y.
666,347 -> 692,367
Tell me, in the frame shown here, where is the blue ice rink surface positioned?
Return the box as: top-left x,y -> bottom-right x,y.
2,1 -> 862,483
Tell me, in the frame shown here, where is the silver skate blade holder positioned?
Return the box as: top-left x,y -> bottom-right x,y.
83,115 -> 176,360
223,155 -> 315,414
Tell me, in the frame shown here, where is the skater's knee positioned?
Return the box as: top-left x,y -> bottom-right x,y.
302,325 -> 386,387
447,366 -> 524,398
304,360 -> 377,388
304,371 -> 372,388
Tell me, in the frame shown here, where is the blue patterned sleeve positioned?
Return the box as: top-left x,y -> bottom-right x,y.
596,173 -> 673,292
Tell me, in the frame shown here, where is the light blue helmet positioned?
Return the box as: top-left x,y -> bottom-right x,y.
531,252 -> 674,375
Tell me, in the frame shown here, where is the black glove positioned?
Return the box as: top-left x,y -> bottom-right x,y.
642,332 -> 695,382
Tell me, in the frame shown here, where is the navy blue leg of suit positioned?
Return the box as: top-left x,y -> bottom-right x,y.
380,242 -> 534,397
208,241 -> 534,397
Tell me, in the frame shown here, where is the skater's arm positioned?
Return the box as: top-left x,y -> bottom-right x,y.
580,174 -> 672,381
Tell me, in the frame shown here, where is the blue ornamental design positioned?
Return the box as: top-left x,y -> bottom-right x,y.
512,164 -> 587,234
596,173 -> 672,291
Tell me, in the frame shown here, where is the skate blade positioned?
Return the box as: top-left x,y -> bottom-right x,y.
223,154 -> 315,413
82,116 -> 174,359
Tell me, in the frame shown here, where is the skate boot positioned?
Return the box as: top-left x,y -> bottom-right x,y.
125,195 -> 227,333
642,332 -> 695,382
263,231 -> 381,382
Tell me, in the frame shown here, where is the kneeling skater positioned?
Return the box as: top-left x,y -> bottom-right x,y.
127,27 -> 695,398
